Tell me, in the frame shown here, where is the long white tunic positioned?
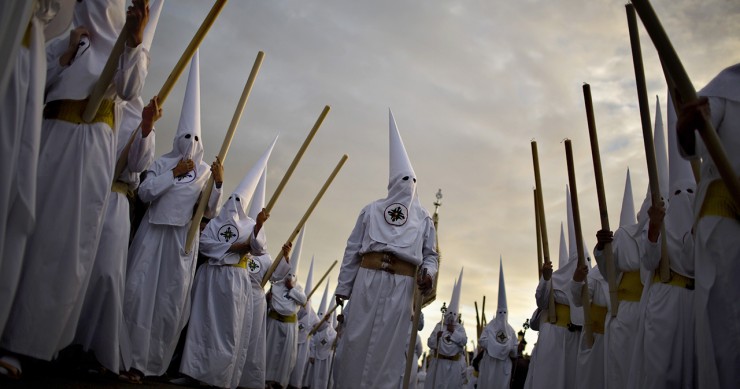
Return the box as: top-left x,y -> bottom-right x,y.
265,281 -> 307,387
477,319 -> 517,389
593,224 -> 650,389
307,325 -> 336,389
570,269 -> 609,389
239,255 -> 287,389
179,218 -> 266,388
0,11 -> 44,336
73,99 -> 155,373
424,322 -> 467,389
122,164 -> 220,376
333,205 -> 438,388
523,275 -> 580,389
290,304 -> 318,388
689,79 -> 740,388
627,231 -> 694,388
1,27 -> 146,361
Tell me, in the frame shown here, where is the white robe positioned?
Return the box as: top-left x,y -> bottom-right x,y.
593,224 -> 651,389
477,319 -> 517,389
523,276 -> 580,389
333,205 -> 438,388
627,231 -> 694,388
307,325 -> 336,389
73,99 -> 155,373
1,26 -> 146,361
179,217 -> 266,388
0,11 -> 44,336
689,83 -> 740,388
424,322 -> 467,389
570,270 -> 609,389
290,305 -> 318,388
122,164 -> 220,376
240,255 -> 288,389
265,280 -> 307,387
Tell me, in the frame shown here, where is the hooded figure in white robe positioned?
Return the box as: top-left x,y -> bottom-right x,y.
477,258 -> 517,389
628,95 -> 696,389
1,0 -> 148,364
239,169 -> 283,389
425,269 -> 467,389
72,1 -> 163,373
306,282 -> 336,389
570,263 -> 610,389
265,228 -> 308,388
122,51 -> 223,377
0,0 -> 56,339
179,137 -> 277,388
333,110 -> 438,388
289,256 -> 318,389
682,63 -> 740,389
523,187 -> 584,389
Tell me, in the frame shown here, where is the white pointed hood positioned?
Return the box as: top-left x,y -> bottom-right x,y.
304,256 -> 315,305
653,95 -> 669,200
248,168 -> 267,220
620,169 -> 637,228
366,109 -> 430,251
558,222 -> 568,269
496,256 -> 507,322
288,227 -> 306,279
317,280 -> 330,331
446,268 -> 464,324
142,0 -> 165,51
666,94 -> 695,194
203,136 -> 276,247
146,52 -> 210,226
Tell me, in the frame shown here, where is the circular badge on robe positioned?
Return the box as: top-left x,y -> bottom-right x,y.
496,330 -> 509,344
175,169 -> 197,184
247,258 -> 260,274
384,203 -> 408,226
217,224 -> 239,243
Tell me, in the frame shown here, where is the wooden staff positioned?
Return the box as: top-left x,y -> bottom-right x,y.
626,4 -> 671,282
534,188 -> 543,279
82,24 -> 129,122
531,141 -> 557,322
183,51 -> 265,254
261,154 -> 349,287
564,139 -> 594,348
481,295 -> 487,326
308,303 -> 340,336
266,105 -> 330,214
403,270 -> 423,389
475,301 -> 481,339
113,0 -> 228,181
303,260 -> 338,306
631,0 -> 740,205
582,83 -> 619,317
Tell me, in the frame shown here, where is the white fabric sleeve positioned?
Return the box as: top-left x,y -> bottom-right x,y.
534,277 -> 551,309
270,258 -> 291,282
641,234 -> 661,271
249,227 -> 267,257
205,184 -> 222,219
289,287 -> 307,306
415,336 -> 423,358
593,247 -> 611,280
335,209 -> 367,297
420,219 -> 439,279
198,229 -> 238,265
114,44 -> 148,101
569,279 -> 585,307
138,170 -> 174,202
127,128 -> 156,174
450,326 -> 467,348
45,37 -> 67,91
427,323 -> 441,350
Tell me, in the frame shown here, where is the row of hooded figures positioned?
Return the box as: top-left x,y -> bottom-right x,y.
1,1 -> 738,389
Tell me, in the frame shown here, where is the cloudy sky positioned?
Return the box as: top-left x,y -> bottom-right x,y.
142,0 -> 740,354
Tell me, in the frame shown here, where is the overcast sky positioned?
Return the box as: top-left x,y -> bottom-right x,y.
141,0 -> 740,354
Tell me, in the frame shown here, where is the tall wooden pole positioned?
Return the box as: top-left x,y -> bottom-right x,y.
184,51 -> 265,254
631,0 -> 740,205
261,155 -> 349,287
534,188 -> 543,280
531,141 -> 557,323
564,139 -> 594,348
626,4 -> 671,282
582,83 -> 619,317
83,24 -> 129,122
113,0 -> 229,181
